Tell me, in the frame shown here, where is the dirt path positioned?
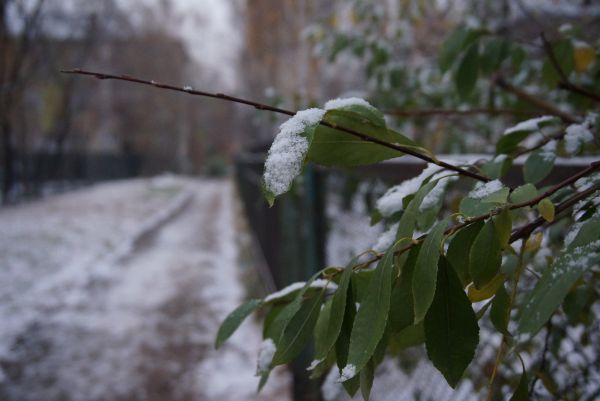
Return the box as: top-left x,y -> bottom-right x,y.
0,178 -> 290,401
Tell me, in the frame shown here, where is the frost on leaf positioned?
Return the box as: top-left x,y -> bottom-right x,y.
263,108 -> 326,199
257,338 -> 277,374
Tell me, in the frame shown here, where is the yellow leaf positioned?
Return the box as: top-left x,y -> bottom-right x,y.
468,274 -> 505,302
538,198 -> 555,223
525,232 -> 544,253
574,43 -> 596,72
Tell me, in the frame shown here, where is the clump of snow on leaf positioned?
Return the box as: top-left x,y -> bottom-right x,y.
564,114 -> 595,155
468,179 -> 503,199
257,338 -> 277,374
263,279 -> 337,303
540,140 -> 557,162
503,115 -> 556,135
338,364 -> 357,382
263,108 -> 325,196
324,97 -> 375,111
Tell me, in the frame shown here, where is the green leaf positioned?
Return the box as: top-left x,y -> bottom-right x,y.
342,248 -> 395,380
481,187 -> 510,204
439,27 -> 483,72
272,290 -> 325,365
468,274 -> 505,302
312,298 -> 333,368
469,219 -> 502,289
360,359 -> 375,401
439,26 -> 469,72
389,245 -> 420,332
524,150 -> 555,184
413,219 -> 449,323
388,323 -> 425,353
396,180 -> 439,241
480,37 -> 510,75
425,257 -> 479,388
215,299 -> 262,349
455,43 -> 479,100
482,156 -> 512,179
306,109 -> 417,166
518,240 -> 600,335
568,216 -> 600,250
494,209 -> 513,248
459,196 -> 496,217
496,117 -> 559,154
537,198 -> 555,222
447,221 -> 484,286
313,256 -> 356,363
490,284 -> 511,336
510,183 -> 538,204
509,358 -> 529,401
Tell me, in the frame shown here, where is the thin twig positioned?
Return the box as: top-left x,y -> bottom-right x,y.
541,33 -> 600,103
384,108 -> 536,117
494,75 -> 579,124
61,68 -> 492,183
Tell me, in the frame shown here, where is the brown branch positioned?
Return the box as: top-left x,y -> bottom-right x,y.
494,75 -> 579,124
541,33 -> 600,103
384,108 -> 536,118
357,160 -> 600,269
61,68 -> 492,183
509,181 -> 600,243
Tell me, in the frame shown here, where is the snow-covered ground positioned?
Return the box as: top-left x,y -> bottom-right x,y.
0,176 -> 290,401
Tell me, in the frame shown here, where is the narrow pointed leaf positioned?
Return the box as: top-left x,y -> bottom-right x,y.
469,219 -> 502,289
360,359 -> 375,401
413,219 -> 449,323
215,299 -> 262,349
494,209 -> 512,248
425,257 -> 479,388
509,358 -> 529,401
313,257 -> 356,363
468,274 -> 505,302
518,240 -> 600,335
490,284 -> 511,336
396,180 -> 439,240
389,245 -> 420,332
455,43 -> 479,99
447,221 -> 484,285
342,249 -> 395,380
272,290 -> 325,365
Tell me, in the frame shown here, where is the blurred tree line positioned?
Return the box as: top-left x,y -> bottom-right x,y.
0,0 -> 234,204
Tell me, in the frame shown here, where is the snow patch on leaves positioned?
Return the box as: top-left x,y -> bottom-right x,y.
338,364 -> 357,382
263,279 -> 337,303
376,165 -> 439,216
324,97 -> 375,110
503,115 -> 556,135
564,116 -> 595,155
468,179 -> 503,199
263,108 -> 326,196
